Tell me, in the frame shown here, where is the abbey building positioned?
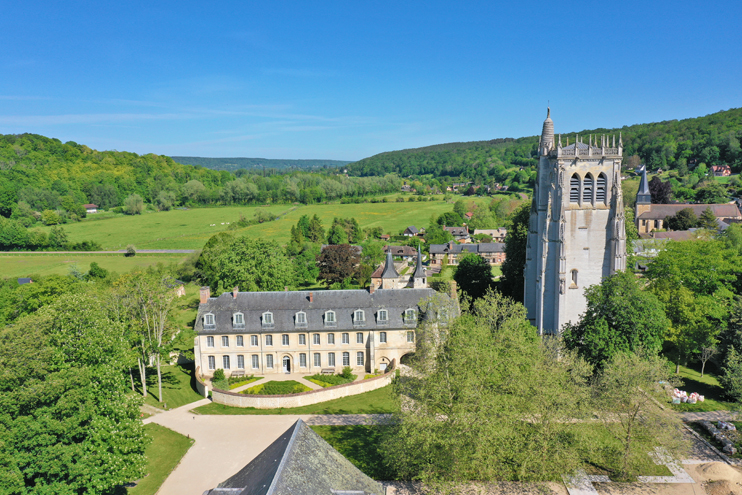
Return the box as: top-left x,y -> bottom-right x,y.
524,110 -> 627,335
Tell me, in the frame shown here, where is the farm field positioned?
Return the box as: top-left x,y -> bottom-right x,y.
2,253 -> 189,279
41,197 -> 489,250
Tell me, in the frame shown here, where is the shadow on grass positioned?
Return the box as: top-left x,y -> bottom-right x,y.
311,425 -> 396,480
131,363 -> 200,403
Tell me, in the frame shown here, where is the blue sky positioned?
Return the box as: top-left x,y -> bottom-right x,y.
1,1 -> 741,161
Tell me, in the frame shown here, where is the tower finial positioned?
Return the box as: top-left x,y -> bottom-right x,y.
547,106 -> 550,119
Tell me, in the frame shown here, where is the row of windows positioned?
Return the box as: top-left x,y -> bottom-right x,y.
207,351 -> 365,370
205,331 -> 413,348
569,173 -> 608,205
203,309 -> 417,329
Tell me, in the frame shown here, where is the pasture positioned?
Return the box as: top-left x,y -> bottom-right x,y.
1,253 -> 189,279
41,196 -> 491,250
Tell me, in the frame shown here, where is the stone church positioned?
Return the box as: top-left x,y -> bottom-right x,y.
524,109 -> 627,335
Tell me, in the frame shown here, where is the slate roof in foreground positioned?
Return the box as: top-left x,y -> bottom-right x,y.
205,419 -> 383,495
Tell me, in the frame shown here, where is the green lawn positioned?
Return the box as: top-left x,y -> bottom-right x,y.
243,380 -> 311,395
41,199 -> 484,250
133,364 -> 204,411
0,253 -> 188,279
192,384 -> 398,415
670,365 -> 737,412
125,423 -> 194,495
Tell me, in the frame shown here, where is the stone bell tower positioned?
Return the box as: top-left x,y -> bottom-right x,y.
524,109 -> 626,335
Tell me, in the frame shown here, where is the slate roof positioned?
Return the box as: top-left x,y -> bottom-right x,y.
206,419 -> 383,495
429,242 -> 504,254
17,278 -> 32,285
195,287 -> 434,334
637,204 -> 741,220
636,165 -> 652,204
380,250 -> 399,279
443,226 -> 469,237
413,249 -> 426,278
404,225 -> 419,234
384,245 -> 418,257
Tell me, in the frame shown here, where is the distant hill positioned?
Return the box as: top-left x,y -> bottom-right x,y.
170,156 -> 351,172
347,107 -> 742,179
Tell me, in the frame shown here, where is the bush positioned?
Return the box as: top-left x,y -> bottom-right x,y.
720,348 -> 742,401
341,366 -> 354,379
306,372 -> 357,387
227,374 -> 255,385
125,245 -> 136,257
212,368 -> 225,382
243,380 -> 311,395
124,194 -> 144,215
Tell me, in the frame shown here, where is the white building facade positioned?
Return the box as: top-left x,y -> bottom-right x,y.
524,109 -> 627,335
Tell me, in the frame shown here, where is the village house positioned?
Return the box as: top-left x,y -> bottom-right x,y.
474,228 -> 507,242
711,164 -> 732,177
194,251 -> 440,378
444,226 -> 470,242
403,225 -> 421,237
83,203 -> 98,214
429,241 -> 506,266
383,245 -> 418,262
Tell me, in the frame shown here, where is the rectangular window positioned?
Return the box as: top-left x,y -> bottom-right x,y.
380,331 -> 387,343
236,335 -> 244,347
223,355 -> 230,370
328,333 -> 335,344
357,351 -> 364,366
266,335 -> 273,346
206,336 -> 214,347
342,333 -> 349,344
251,355 -> 259,369
237,355 -> 245,369
250,335 -> 258,346
407,331 -> 415,343
378,309 -> 388,323
356,332 -> 363,344
299,334 -> 306,345
313,333 -> 320,345
342,352 -> 350,366
208,355 -> 215,370
282,334 -> 289,346
328,352 -> 335,367
314,353 -> 321,367
266,355 -> 274,368
299,353 -> 307,367
222,336 -> 229,347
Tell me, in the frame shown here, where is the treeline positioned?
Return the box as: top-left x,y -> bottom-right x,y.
171,156 -> 351,172
347,107 -> 742,186
0,134 -> 400,227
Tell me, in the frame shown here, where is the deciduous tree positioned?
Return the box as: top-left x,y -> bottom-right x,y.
500,203 -> 529,302
316,244 -> 360,285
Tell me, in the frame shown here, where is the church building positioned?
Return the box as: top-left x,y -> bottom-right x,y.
524,110 -> 627,335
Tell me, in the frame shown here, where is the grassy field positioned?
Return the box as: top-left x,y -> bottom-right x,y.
670,365 -> 737,412
0,253 -> 188,279
133,364 -> 204,411
42,196 -> 490,250
192,384 -> 398,415
124,423 -> 194,495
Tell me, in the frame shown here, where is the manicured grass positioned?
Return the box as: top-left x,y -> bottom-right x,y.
311,426 -> 395,480
243,380 -> 311,395
41,200 -> 482,250
133,364 -> 204,411
192,384 -> 399,415
125,423 -> 194,495
228,376 -> 262,390
305,372 -> 357,388
0,253 -> 188,278
670,365 -> 736,412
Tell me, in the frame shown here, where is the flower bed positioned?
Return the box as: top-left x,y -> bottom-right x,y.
242,380 -> 311,395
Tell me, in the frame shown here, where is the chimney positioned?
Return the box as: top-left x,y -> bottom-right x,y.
200,286 -> 211,304
232,286 -> 239,299
448,280 -> 458,300
309,292 -> 314,303
369,283 -> 375,294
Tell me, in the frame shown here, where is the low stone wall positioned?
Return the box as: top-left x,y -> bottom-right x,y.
195,367 -> 209,398
212,359 -> 396,409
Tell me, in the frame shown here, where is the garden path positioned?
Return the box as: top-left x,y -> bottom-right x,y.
681,410 -> 740,422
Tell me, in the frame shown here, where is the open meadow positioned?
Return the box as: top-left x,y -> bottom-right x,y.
40,196 -> 492,250
1,253 -> 189,279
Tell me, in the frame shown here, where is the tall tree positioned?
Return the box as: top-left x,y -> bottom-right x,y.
649,176 -> 672,204
307,214 -> 325,243
699,207 -> 719,230
453,253 -> 494,301
563,270 -> 669,368
499,203 -> 529,302
316,244 -> 360,285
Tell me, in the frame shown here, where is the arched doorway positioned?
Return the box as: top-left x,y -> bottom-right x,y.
282,356 -> 291,374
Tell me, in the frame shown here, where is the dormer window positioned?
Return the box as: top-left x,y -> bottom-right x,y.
295,311 -> 307,327
353,310 -> 365,327
262,312 -> 274,327
203,313 -> 215,330
404,309 -> 417,325
233,312 -> 245,329
377,309 -> 388,325
325,311 -> 336,327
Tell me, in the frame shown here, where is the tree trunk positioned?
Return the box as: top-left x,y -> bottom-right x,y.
129,367 -> 135,393
676,349 -> 681,374
157,354 -> 163,403
138,357 -> 147,398
701,360 -> 706,378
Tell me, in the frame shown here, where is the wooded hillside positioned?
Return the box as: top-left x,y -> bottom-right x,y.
171,156 -> 351,172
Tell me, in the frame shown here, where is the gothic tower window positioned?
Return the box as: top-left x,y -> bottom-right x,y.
596,173 -> 607,204
570,174 -> 580,203
582,174 -> 594,204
